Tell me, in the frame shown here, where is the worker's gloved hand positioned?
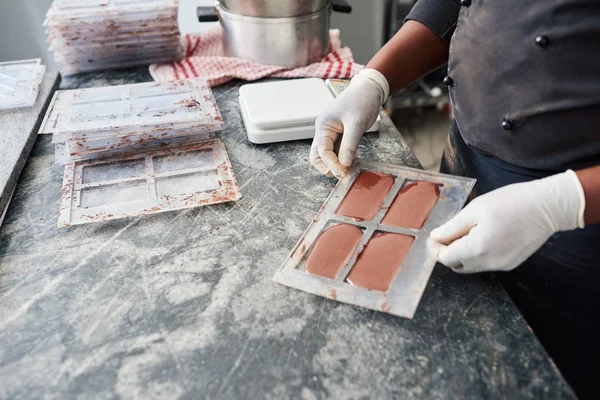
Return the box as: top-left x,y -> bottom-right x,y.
430,170 -> 586,273
310,68 -> 389,178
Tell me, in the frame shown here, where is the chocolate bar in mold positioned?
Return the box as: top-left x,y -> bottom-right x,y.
273,159 -> 475,319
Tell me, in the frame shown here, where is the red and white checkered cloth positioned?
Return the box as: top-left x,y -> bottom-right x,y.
149,27 -> 363,86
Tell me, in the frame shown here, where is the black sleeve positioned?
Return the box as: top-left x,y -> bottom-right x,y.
405,0 -> 461,44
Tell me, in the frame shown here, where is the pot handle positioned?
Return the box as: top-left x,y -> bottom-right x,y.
197,6 -> 219,22
331,0 -> 352,13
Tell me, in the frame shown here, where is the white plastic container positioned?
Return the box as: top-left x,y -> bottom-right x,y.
239,78 -> 380,144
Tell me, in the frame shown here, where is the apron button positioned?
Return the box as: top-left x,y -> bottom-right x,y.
460,0 -> 471,6
501,119 -> 513,131
535,35 -> 549,47
443,76 -> 455,86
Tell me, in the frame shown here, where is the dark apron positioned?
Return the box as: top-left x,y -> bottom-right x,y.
440,121 -> 600,398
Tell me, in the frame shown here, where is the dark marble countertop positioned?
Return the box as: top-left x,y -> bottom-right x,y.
0,71 -> 60,223
0,68 -> 575,399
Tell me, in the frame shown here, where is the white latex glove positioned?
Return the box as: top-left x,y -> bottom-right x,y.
430,170 -> 586,273
310,68 -> 389,178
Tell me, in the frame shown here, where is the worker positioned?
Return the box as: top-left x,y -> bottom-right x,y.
310,1 -> 600,398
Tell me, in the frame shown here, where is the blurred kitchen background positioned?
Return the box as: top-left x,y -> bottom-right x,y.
0,0 -> 450,171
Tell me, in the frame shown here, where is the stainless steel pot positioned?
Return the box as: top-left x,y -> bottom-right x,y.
197,3 -> 325,68
220,3 -> 330,67
220,0 -> 328,18
197,1 -> 351,68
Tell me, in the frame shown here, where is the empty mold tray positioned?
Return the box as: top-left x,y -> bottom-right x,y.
0,59 -> 45,110
45,0 -> 177,21
52,133 -> 217,165
58,138 -> 240,227
273,160 -> 476,319
39,78 -> 223,165
46,78 -> 222,139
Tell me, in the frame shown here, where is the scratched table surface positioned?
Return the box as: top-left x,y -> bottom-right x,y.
0,68 -> 575,400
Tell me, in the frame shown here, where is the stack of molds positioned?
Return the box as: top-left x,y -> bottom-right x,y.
40,78 -> 223,164
0,59 -> 46,110
40,78 -> 241,227
45,0 -> 182,75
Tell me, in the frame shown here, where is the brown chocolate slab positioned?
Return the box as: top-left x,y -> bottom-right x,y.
382,181 -> 440,229
305,224 -> 363,279
346,233 -> 415,292
336,171 -> 395,221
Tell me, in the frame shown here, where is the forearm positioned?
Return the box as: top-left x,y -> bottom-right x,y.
365,20 -> 449,93
576,166 -> 600,224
